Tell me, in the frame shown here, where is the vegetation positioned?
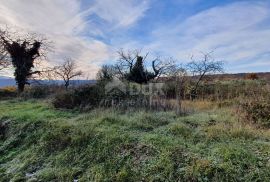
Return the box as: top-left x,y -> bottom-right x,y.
0,99 -> 269,181
187,52 -> 224,100
116,49 -> 173,84
0,27 -> 269,182
240,100 -> 270,127
52,85 -> 104,110
53,58 -> 83,90
0,86 -> 17,99
0,29 -> 48,93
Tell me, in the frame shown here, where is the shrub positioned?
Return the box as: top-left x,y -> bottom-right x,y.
74,84 -> 104,107
194,79 -> 268,101
162,81 -> 176,98
52,85 -> 104,109
52,91 -> 77,109
0,86 -> 17,99
245,73 -> 259,80
22,85 -> 51,99
240,100 -> 270,127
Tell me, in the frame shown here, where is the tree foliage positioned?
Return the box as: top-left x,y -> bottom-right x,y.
116,49 -> 173,84
0,29 -> 47,92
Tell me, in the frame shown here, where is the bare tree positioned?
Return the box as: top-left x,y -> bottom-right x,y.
116,49 -> 173,84
0,41 -> 10,70
96,64 -> 116,82
28,66 -> 58,86
168,64 -> 188,115
187,51 -> 224,100
0,28 -> 49,92
54,58 -> 83,90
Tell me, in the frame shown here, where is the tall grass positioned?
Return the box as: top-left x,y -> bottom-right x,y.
0,99 -> 270,181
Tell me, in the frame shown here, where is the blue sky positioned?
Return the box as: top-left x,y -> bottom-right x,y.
0,0 -> 270,77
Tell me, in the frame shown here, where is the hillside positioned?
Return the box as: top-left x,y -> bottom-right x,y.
0,99 -> 269,181
0,76 -> 96,88
210,72 -> 270,82
0,76 -> 16,87
1,72 -> 270,88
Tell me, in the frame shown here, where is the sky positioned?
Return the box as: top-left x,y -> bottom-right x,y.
0,0 -> 270,78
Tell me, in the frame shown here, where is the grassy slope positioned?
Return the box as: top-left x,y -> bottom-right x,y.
0,99 -> 270,182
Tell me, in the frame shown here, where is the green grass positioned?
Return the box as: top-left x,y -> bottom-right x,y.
0,99 -> 269,181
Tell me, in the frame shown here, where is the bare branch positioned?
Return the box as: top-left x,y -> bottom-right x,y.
152,57 -> 175,77
115,49 -> 175,83
96,64 -> 117,81
54,58 -> 83,90
0,27 -> 51,92
187,51 -> 224,99
0,30 -> 10,70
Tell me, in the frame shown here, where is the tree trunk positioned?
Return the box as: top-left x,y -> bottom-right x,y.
18,82 -> 25,93
176,78 -> 182,115
65,81 -> 69,90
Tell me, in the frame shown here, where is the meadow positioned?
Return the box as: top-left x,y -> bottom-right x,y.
0,96 -> 269,181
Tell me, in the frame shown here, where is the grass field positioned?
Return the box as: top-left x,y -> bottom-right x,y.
0,99 -> 270,181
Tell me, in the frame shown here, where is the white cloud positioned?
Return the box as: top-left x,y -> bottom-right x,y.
0,0 -> 150,78
88,0 -> 150,28
145,1 -> 270,72
0,0 -> 85,35
1,0 -> 268,76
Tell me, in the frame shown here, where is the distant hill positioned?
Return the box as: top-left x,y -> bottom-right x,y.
0,76 -> 96,88
0,76 -> 16,87
1,72 -> 270,88
213,72 -> 270,81
158,72 -> 270,83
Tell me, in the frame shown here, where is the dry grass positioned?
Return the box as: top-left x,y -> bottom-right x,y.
1,99 -> 270,181
205,118 -> 270,141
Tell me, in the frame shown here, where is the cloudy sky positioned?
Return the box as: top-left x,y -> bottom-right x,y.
0,0 -> 270,78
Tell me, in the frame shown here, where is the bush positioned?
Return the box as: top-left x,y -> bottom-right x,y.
52,91 -> 77,109
1,85 -> 62,100
52,85 -> 104,109
162,81 -> 176,98
245,73 -> 259,80
0,86 -> 17,99
240,100 -> 270,127
22,85 -> 50,99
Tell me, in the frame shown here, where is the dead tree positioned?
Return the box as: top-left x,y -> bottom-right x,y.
187,52 -> 224,100
116,49 -> 173,84
54,58 -> 83,90
0,28 -> 48,92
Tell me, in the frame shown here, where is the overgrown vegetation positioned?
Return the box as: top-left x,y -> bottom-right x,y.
52,84 -> 104,110
1,27 -> 269,181
0,99 -> 269,181
240,100 -> 270,127
0,86 -> 17,99
0,28 -> 48,93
